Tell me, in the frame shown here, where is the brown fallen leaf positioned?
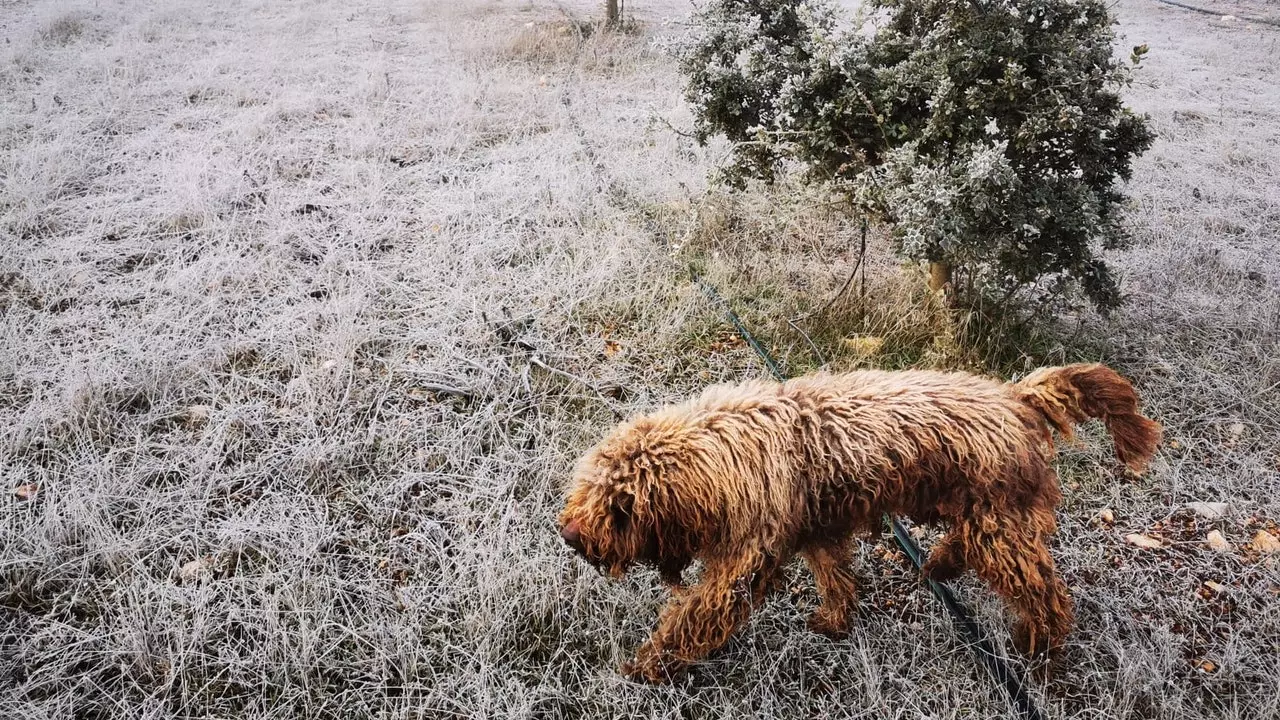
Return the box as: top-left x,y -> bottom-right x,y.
1198,659 -> 1219,674
1125,533 -> 1164,549
1203,580 -> 1228,595
13,483 -> 39,500
1250,530 -> 1280,555
603,340 -> 622,358
1206,530 -> 1231,553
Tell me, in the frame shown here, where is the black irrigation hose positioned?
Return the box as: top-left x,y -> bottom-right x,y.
694,273 -> 1047,720
1150,0 -> 1280,28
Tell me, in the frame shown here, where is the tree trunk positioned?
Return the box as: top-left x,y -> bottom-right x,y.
927,261 -> 951,293
604,0 -> 619,28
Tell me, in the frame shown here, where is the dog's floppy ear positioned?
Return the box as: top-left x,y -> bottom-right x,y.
610,489 -> 634,530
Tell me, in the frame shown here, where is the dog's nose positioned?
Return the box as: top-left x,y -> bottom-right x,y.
561,519 -> 582,548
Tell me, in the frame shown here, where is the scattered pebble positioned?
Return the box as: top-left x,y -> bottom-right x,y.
1097,508 -> 1115,525
184,404 -> 212,427
179,556 -> 215,583
1188,501 -> 1230,520
1225,422 -> 1245,446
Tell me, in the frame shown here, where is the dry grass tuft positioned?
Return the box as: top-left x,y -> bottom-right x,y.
36,14 -> 87,46
502,20 -> 594,66
496,16 -> 651,74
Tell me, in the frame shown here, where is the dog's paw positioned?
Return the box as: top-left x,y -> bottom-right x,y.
1011,621 -> 1061,660
620,657 -> 673,684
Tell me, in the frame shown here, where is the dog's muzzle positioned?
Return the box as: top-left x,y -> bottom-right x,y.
561,518 -> 622,577
560,519 -> 585,555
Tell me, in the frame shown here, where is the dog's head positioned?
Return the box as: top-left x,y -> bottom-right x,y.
558,416 -> 704,579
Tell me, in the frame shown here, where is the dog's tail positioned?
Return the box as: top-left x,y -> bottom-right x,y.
1013,363 -> 1161,474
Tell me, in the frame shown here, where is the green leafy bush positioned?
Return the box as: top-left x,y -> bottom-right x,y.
679,0 -> 1154,310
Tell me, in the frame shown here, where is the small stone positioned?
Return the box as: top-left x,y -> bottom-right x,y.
179,556 -> 215,583
1098,508 -> 1115,525
1188,502 -> 1230,520
1125,533 -> 1164,549
1206,530 -> 1231,553
184,405 -> 212,427
1225,422 -> 1246,447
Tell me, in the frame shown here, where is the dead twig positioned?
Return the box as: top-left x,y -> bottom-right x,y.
785,317 -> 827,366
529,354 -> 625,420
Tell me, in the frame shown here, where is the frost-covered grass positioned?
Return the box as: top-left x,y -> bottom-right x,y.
2,1 -> 1277,718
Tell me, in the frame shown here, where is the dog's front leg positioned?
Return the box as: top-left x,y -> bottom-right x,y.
621,553 -> 759,683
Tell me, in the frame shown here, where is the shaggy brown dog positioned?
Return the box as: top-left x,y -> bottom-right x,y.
558,364 -> 1160,683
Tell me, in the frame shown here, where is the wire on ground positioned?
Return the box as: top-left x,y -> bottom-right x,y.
695,274 -> 1047,720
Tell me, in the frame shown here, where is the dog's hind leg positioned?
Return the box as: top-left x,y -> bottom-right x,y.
958,505 -> 1075,659
621,550 -> 763,683
802,538 -> 858,638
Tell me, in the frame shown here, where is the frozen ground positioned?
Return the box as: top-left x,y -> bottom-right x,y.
1,0 -> 1277,718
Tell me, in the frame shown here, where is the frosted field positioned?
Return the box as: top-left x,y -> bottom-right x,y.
2,1 -> 1278,718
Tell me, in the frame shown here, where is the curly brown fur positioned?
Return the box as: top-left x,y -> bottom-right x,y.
558,363 -> 1161,683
